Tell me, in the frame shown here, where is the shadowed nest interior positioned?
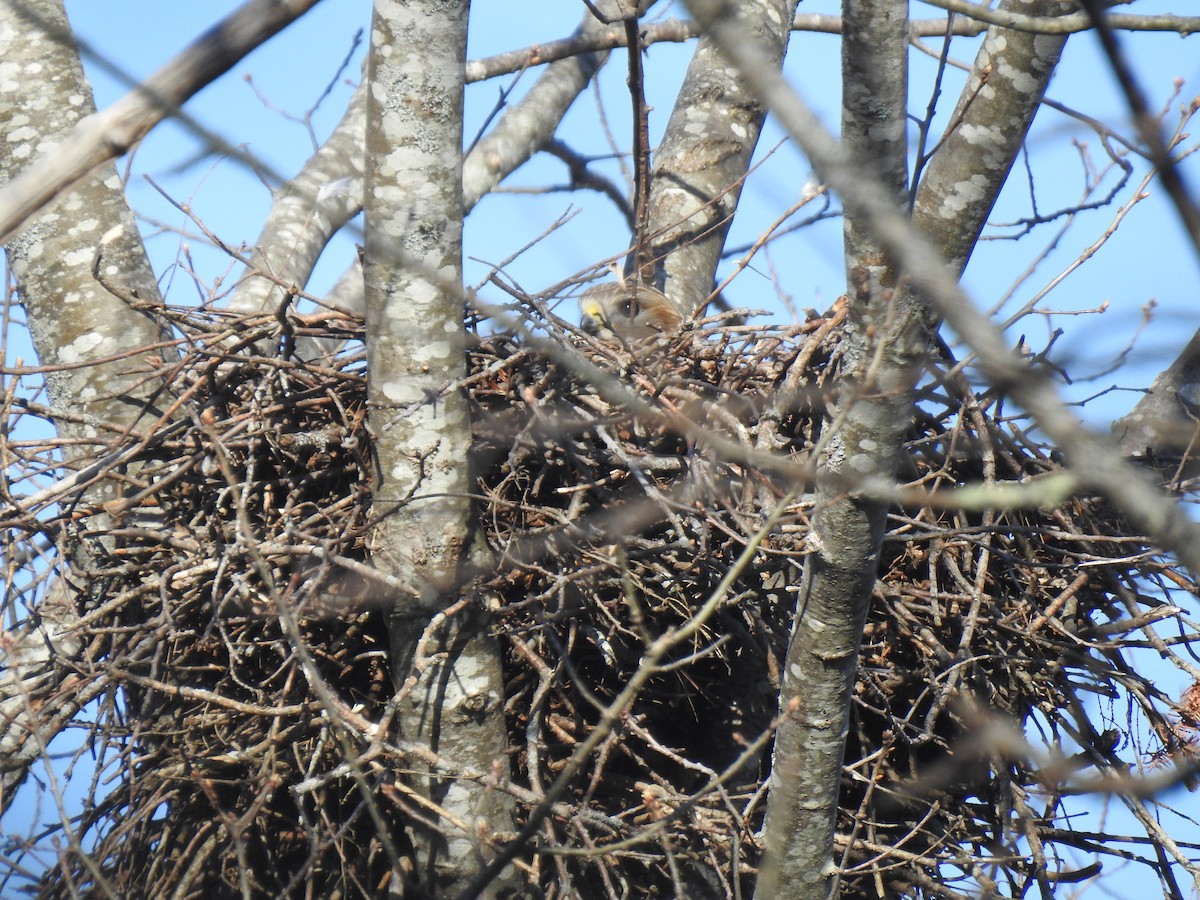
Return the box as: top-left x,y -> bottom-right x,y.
3,297 -> 1199,899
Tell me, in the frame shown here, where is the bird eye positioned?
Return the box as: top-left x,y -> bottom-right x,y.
617,299 -> 634,317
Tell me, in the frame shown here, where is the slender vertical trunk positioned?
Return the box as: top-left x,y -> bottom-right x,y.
362,1 -> 517,894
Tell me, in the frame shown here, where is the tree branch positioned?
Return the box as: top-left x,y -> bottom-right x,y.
681,0 -> 1200,578
645,0 -> 801,317
361,1 -> 516,893
757,0 -> 911,893
921,0 -> 1200,35
0,0 -> 322,245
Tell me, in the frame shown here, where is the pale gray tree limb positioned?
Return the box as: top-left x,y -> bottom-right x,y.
361,2 -> 516,895
645,0 -> 801,317
1114,334 -> 1200,458
680,0 -> 1200,896
756,0 -> 911,894
467,12 -> 978,82
466,8 -> 1197,84
0,0 -> 322,245
0,0 -> 176,810
921,0 -> 1200,35
227,83 -> 366,319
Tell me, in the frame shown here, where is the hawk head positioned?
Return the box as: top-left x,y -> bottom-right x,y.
578,283 -> 683,343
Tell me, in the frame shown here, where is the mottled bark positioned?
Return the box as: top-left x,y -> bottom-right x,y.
227,81 -> 367,320
756,0 -> 911,894
1113,332 -> 1200,458
362,1 -> 515,895
0,0 -> 171,807
909,0 -> 1072,264
0,0 -> 322,244
741,0 -> 1074,896
646,0 -> 800,316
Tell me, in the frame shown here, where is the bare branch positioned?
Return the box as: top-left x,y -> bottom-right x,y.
227,83 -> 365,319
646,0 -> 801,317
0,0 -> 322,245
681,0 -> 1200,578
921,0 -> 1200,35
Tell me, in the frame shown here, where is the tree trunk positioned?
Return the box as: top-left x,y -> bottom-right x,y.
0,0 -> 172,807
361,1 -> 517,894
646,0 -> 800,316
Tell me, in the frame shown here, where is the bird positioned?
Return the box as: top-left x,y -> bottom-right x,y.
578,282 -> 683,344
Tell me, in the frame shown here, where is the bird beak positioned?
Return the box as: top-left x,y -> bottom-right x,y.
579,299 -> 608,336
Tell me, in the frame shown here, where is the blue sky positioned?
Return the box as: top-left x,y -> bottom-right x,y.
57,0 -> 1200,415
3,0 -> 1198,893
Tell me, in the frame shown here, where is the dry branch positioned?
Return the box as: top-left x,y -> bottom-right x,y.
4,296 -> 1199,896
0,0 -> 322,244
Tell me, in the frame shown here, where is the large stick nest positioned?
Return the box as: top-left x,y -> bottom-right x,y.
4,297 -> 1200,899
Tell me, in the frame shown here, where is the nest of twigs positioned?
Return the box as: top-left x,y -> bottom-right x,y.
5,297 -> 1199,899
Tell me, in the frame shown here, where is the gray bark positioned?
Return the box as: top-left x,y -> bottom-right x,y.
739,0 -> 1074,895
645,0 -> 800,316
361,1 -> 516,895
756,0 -> 911,894
0,0 -> 171,807
227,81 -> 367,320
1113,333 -> 1200,457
